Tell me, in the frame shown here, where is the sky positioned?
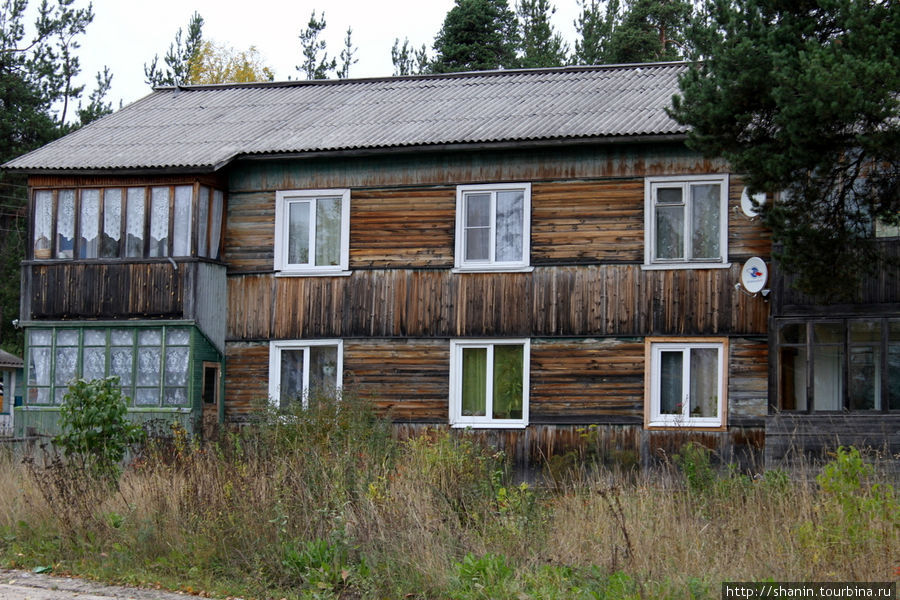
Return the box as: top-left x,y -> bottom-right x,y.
70,0 -> 583,111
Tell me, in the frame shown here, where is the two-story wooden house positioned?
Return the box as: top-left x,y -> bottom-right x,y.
5,63 -> 897,466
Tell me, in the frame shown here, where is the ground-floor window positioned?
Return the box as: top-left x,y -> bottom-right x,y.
645,338 -> 727,428
449,339 -> 530,428
25,326 -> 194,407
268,340 -> 343,410
776,318 -> 900,411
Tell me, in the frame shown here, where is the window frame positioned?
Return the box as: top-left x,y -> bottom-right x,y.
643,174 -> 730,269
268,339 -> 344,409
449,338 -> 530,429
274,189 -> 351,276
453,183 -> 532,273
645,337 -> 728,430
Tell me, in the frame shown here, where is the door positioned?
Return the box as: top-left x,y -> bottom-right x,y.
201,362 -> 221,440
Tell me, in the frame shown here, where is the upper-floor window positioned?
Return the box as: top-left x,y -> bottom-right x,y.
32,185 -> 223,261
644,175 -> 729,268
454,183 -> 531,272
274,189 -> 350,276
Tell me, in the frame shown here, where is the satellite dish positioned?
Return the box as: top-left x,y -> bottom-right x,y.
741,257 -> 768,294
740,187 -> 767,217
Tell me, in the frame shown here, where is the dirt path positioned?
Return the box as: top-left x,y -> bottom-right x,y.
0,570 -> 224,600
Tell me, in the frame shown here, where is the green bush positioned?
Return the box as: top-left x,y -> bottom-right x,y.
53,377 -> 145,486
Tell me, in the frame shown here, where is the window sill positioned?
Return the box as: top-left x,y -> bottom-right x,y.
451,421 -> 528,429
452,265 -> 534,274
275,270 -> 352,278
641,262 -> 732,271
645,422 -> 726,431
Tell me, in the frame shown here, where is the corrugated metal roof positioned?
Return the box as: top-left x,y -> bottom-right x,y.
0,349 -> 23,370
4,62 -> 690,172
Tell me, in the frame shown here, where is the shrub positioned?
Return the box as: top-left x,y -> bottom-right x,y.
53,377 -> 145,486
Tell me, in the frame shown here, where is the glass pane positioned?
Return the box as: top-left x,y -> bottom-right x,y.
659,351 -> 683,415
813,323 -> 843,344
309,345 -> 339,398
656,187 -> 682,205
164,387 -> 188,406
691,184 -> 720,260
126,187 -> 145,257
813,344 -> 843,410
138,329 -> 162,345
890,319 -> 900,341
30,388 -> 50,405
137,347 -> 161,386
465,193 -> 491,262
209,190 -> 224,260
57,330 -> 78,346
165,346 -> 190,386
461,347 -> 487,416
173,185 -> 192,256
83,330 -> 105,347
288,201 -> 310,265
689,348 -> 719,418
111,329 -> 133,346
56,189 -> 75,258
55,347 -> 78,386
54,388 -> 68,405
655,205 -> 684,260
849,346 -> 881,410
889,344 -> 900,410
149,186 -> 170,257
279,349 -> 304,409
166,328 -> 190,345
197,186 -> 209,257
135,388 -> 158,406
101,188 -> 122,258
28,347 -> 51,386
29,330 -> 52,346
33,190 -> 53,255
82,347 -> 107,380
779,346 -> 808,410
78,189 -> 100,258
315,196 -> 342,267
110,347 -> 133,386
779,323 -> 805,345
492,344 -> 523,420
495,191 -> 523,263
850,320 -> 881,343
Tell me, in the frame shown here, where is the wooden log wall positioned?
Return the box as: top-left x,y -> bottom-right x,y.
226,265 -> 769,340
224,337 -> 768,424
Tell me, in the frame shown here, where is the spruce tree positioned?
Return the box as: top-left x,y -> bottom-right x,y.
671,0 -> 900,298
432,0 -> 519,73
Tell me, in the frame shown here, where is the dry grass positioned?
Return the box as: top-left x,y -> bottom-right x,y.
0,401 -> 897,599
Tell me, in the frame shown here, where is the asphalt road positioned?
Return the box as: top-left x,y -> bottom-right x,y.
0,570 -> 218,600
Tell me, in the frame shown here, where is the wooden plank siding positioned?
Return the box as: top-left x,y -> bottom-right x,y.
224,337 -> 768,427
227,265 -> 769,340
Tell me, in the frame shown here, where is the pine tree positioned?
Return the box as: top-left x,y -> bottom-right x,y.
516,0 -> 568,68
432,0 -> 519,73
338,27 -> 358,79
297,10 -> 337,80
391,38 -> 429,76
671,0 -> 900,298
604,0 -> 692,63
144,11 -> 204,87
572,0 -> 619,65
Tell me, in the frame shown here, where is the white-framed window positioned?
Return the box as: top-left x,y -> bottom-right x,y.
268,340 -> 343,409
454,183 -> 531,272
449,339 -> 529,428
644,175 -> 729,268
274,189 -> 350,275
646,338 -> 727,429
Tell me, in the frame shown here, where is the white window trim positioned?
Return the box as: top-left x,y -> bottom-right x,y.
645,338 -> 728,429
454,183 -> 531,272
268,339 -> 344,409
643,174 -> 730,269
449,338 -> 530,429
274,189 -> 350,275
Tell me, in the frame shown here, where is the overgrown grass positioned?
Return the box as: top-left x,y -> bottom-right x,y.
0,396 -> 897,599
